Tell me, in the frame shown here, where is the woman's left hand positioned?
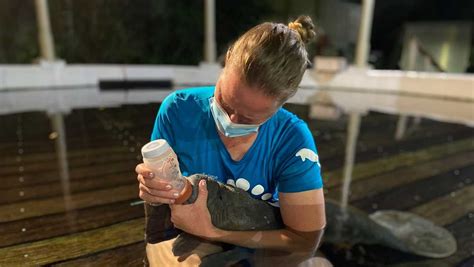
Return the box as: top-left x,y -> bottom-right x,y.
169,179 -> 217,239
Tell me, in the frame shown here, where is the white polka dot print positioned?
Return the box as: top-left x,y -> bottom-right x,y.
251,185 -> 264,195
235,178 -> 250,191
226,179 -> 235,187
261,193 -> 272,201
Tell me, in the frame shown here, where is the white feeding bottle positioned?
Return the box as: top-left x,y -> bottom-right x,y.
141,139 -> 192,204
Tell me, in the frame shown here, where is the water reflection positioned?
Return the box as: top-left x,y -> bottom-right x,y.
0,86 -> 472,266
49,111 -> 75,232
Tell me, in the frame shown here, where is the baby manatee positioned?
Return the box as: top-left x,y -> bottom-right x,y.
172,174 -> 283,257
145,174 -> 456,266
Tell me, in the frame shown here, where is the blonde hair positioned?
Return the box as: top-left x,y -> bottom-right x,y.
224,15 -> 316,102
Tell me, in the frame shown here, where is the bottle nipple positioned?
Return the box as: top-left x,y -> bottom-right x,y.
174,179 -> 192,204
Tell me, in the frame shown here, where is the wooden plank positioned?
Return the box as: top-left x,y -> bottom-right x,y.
322,128 -> 472,171
0,159 -> 138,190
0,200 -> 144,248
0,131 -> 148,162
0,150 -> 139,177
0,112 -> 51,140
0,146 -> 133,166
1,146 -> 140,174
0,172 -> 134,205
0,116 -> 152,153
0,218 -> 144,266
0,184 -> 137,222
352,164 -> 474,212
327,151 -> 474,203
0,104 -> 155,132
316,113 -> 468,162
409,185 -> 474,226
443,214 -> 474,266
51,242 -> 146,267
0,128 -> 148,151
323,137 -> 474,188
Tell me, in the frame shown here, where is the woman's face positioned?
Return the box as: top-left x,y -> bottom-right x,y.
215,68 -> 281,125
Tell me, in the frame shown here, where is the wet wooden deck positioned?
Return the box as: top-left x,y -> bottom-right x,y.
0,103 -> 472,266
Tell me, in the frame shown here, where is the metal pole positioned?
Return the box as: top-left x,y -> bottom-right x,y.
355,0 -> 375,67
204,0 -> 216,63
34,0 -> 56,61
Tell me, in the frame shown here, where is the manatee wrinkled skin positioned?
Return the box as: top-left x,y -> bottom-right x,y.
172,174 -> 283,257
185,174 -> 283,230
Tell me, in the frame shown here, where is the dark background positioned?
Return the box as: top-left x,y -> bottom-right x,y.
0,0 -> 472,69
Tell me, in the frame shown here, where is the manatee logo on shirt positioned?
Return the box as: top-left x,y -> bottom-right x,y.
296,148 -> 320,166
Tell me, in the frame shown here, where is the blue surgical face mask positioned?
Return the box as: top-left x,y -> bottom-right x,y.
209,97 -> 263,138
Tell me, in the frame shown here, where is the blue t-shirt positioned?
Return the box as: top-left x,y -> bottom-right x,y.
151,87 -> 323,203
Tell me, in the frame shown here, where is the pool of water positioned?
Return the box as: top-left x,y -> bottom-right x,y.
0,87 -> 472,266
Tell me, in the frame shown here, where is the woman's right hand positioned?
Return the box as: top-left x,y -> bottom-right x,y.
135,163 -> 181,204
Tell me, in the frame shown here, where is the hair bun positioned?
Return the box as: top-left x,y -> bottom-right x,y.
288,15 -> 316,44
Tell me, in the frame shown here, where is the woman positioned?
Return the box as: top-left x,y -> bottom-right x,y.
136,15 -> 326,266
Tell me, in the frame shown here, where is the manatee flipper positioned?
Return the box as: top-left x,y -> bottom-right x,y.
369,210 -> 457,258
